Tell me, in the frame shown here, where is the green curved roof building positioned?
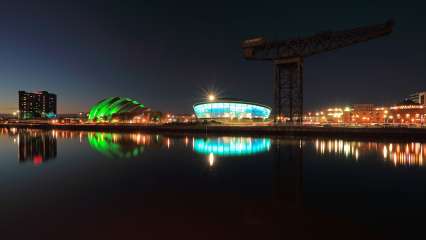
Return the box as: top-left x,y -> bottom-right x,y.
88,97 -> 145,121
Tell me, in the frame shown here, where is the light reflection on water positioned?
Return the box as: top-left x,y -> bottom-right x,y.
193,137 -> 271,156
87,132 -> 148,158
1,128 -> 425,168
2,128 -> 58,165
1,128 -> 425,239
313,139 -> 425,167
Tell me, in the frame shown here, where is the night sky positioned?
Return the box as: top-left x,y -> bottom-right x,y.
0,0 -> 425,114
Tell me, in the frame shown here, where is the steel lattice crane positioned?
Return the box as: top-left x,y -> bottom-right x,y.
242,20 -> 395,124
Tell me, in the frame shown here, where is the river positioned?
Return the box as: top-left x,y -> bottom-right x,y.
0,128 -> 425,239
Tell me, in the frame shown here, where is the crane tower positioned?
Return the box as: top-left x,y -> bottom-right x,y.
242,20 -> 395,124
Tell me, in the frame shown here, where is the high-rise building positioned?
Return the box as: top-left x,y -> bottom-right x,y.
19,91 -> 57,119
408,91 -> 426,106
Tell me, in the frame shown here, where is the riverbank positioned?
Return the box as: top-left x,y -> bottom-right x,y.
1,122 -> 426,140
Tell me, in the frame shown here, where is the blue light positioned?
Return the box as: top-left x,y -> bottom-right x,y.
193,100 -> 271,119
193,137 -> 271,156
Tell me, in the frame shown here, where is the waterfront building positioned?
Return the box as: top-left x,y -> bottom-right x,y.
347,104 -> 386,124
55,113 -> 87,124
193,98 -> 271,122
18,91 -> 57,119
388,99 -> 426,124
305,104 -> 387,125
305,107 -> 347,124
169,114 -> 197,123
88,97 -> 148,122
408,91 -> 426,106
131,109 -> 162,123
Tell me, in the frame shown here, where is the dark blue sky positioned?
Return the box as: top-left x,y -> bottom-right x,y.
0,0 -> 425,113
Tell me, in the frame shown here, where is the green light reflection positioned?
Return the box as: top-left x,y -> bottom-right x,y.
87,133 -> 145,158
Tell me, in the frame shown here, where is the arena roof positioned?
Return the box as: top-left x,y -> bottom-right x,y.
88,97 -> 145,121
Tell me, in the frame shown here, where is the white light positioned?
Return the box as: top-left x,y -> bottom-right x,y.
208,152 -> 215,167
208,94 -> 216,101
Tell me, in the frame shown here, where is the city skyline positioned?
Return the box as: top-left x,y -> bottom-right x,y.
1,2 -> 426,239
0,0 -> 425,114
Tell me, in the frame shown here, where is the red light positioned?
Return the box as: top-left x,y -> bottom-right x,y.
33,155 -> 43,166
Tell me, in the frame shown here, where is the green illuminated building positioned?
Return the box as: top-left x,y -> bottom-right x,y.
88,97 -> 146,122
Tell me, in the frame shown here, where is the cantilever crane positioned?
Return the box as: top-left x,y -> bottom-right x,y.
242,20 -> 395,124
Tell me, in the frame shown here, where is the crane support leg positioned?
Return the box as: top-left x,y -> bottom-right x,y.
274,57 -> 303,125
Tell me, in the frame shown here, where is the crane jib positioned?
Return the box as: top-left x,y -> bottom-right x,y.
242,20 -> 394,60
241,19 -> 395,124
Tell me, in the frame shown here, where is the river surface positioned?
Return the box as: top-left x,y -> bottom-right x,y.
0,128 -> 425,239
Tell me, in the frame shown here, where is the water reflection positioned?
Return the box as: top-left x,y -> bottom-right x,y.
315,139 -> 360,160
208,152 -> 215,167
193,137 -> 271,156
1,128 -> 425,168
1,128 -> 425,238
8,129 -> 57,165
273,139 -> 303,207
314,139 -> 425,167
87,132 -> 149,158
383,143 -> 424,167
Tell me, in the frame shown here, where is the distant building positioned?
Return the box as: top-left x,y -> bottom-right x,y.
348,104 -> 386,124
305,104 -> 387,125
304,108 -> 344,124
170,113 -> 197,123
19,91 -> 57,119
407,91 -> 426,106
388,99 -> 426,124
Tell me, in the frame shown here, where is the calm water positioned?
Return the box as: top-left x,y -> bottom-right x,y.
0,128 -> 425,239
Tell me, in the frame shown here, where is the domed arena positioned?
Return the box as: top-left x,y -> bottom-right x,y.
88,97 -> 146,122
193,98 -> 271,122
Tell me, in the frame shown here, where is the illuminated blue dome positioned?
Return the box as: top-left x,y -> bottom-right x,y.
193,98 -> 271,120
